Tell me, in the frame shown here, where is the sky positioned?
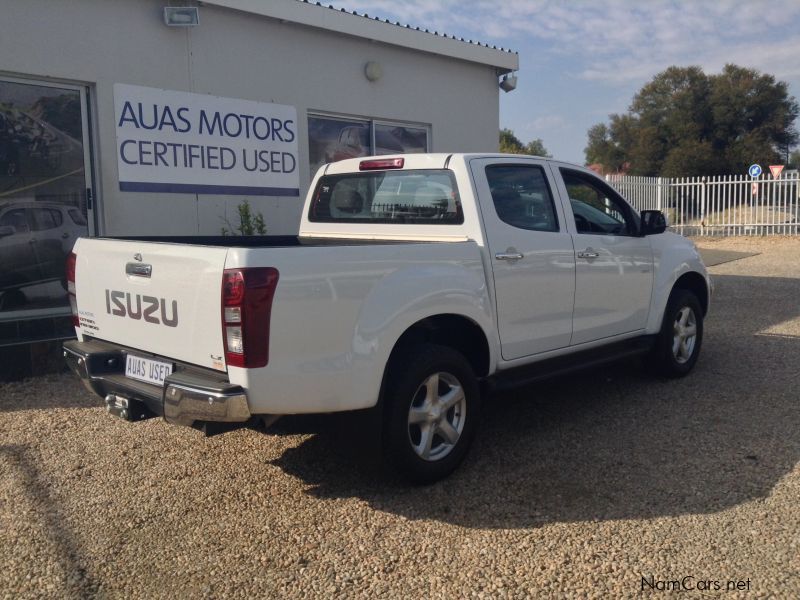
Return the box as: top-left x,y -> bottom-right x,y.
334,0 -> 800,164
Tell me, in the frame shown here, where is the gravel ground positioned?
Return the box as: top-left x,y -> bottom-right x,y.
2,236 -> 799,599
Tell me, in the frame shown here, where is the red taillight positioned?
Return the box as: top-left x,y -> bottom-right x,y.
359,157 -> 404,171
66,252 -> 79,327
221,267 -> 279,369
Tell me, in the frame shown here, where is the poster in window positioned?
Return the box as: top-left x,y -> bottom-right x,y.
307,116 -> 369,179
375,124 -> 428,155
0,79 -> 88,318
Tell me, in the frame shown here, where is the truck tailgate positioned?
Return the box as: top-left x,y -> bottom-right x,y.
73,238 -> 228,371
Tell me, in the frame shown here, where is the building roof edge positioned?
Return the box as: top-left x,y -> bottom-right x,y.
201,0 -> 519,72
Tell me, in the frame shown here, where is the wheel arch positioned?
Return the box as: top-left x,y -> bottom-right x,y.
673,271 -> 709,316
386,314 -> 491,379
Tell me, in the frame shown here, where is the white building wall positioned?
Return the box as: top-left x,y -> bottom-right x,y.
0,0 -> 501,236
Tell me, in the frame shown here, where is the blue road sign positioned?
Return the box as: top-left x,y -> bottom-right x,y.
748,164 -> 762,178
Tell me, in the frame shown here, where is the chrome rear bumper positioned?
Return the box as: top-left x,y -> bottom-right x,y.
162,371 -> 250,427
63,339 -> 251,427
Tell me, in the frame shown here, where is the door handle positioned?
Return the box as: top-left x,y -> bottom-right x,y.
495,252 -> 523,261
577,248 -> 599,259
126,262 -> 153,278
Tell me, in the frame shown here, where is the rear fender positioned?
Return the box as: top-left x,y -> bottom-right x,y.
349,262 -> 496,409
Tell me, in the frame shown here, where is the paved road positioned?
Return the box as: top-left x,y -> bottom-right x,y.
698,247 -> 758,267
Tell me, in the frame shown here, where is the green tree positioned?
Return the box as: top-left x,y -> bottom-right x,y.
584,64 -> 799,176
524,138 -> 550,157
499,128 -> 551,157
499,128 -> 525,153
710,65 -> 797,172
661,139 -> 716,177
585,123 -> 612,166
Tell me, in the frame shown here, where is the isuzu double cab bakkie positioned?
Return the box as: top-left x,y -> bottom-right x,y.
64,153 -> 711,482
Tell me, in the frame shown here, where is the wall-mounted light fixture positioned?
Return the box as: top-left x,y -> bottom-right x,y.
364,61 -> 383,82
500,73 -> 517,92
499,73 -> 518,93
164,6 -> 200,27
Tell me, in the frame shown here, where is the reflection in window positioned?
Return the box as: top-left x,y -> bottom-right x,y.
561,170 -> 631,236
31,208 -> 62,230
0,78 -> 88,316
374,124 -> 427,155
68,208 -> 87,226
307,116 -> 370,180
307,115 -> 429,179
485,164 -> 559,232
0,208 -> 29,232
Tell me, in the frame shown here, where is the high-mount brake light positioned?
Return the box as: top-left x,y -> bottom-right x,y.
66,252 -> 79,327
221,267 -> 279,369
359,158 -> 404,171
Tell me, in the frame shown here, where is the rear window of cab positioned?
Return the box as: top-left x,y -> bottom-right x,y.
308,169 -> 463,224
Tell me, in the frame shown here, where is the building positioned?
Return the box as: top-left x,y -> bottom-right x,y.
0,0 -> 517,377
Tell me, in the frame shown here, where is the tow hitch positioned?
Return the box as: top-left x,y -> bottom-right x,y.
104,394 -> 153,422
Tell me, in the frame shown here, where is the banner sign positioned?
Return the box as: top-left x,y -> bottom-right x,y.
114,84 -> 299,196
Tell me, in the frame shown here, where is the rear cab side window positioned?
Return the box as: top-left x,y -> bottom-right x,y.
560,168 -> 640,236
485,164 -> 559,232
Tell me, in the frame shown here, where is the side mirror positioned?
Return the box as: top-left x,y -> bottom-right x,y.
640,210 -> 667,235
0,225 -> 16,238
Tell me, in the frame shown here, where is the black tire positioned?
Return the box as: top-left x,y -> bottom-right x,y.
648,288 -> 703,377
382,343 -> 480,484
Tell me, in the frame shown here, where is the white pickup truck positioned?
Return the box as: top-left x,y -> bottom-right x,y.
64,153 -> 711,482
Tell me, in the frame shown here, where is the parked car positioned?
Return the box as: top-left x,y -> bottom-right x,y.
0,201 -> 87,295
64,153 -> 711,482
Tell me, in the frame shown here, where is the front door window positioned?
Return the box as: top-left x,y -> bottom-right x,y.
561,171 -> 636,235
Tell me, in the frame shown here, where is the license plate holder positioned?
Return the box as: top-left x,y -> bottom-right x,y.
125,354 -> 173,386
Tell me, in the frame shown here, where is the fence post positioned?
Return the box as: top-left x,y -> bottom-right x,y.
700,176 -> 707,233
656,177 -> 663,211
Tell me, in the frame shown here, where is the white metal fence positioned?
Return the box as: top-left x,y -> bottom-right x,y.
606,171 -> 800,236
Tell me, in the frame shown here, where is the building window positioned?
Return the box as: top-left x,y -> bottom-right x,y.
374,123 -> 427,155
0,76 -> 93,341
307,114 -> 430,179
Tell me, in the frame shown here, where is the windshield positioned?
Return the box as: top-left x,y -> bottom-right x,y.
308,169 -> 463,224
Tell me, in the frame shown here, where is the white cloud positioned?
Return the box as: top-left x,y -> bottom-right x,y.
333,0 -> 800,85
526,115 -> 566,131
